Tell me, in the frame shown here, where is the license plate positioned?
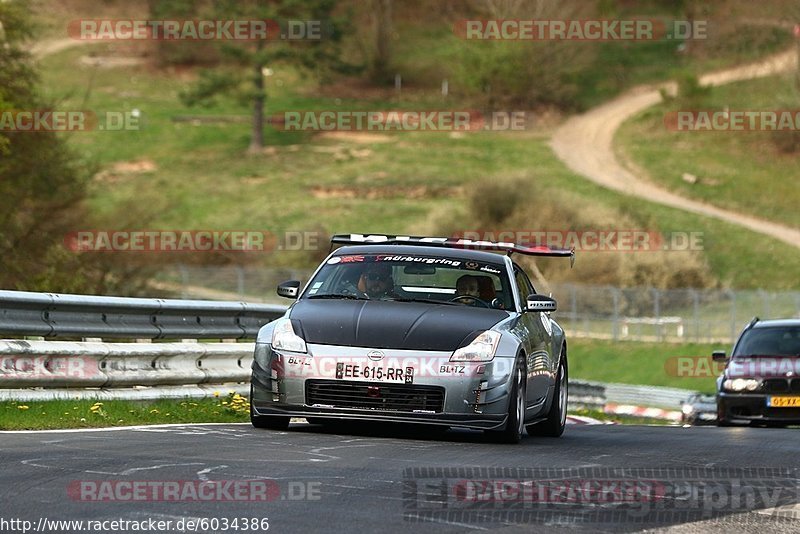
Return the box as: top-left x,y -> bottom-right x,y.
767,396 -> 800,408
336,363 -> 414,384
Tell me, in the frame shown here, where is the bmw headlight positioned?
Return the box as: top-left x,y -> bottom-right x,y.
722,378 -> 760,392
271,318 -> 307,353
450,331 -> 501,362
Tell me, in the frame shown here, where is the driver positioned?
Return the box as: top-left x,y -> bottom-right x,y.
362,263 -> 397,299
455,274 -> 480,303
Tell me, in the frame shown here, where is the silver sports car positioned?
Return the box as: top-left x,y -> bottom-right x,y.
250,234 -> 574,443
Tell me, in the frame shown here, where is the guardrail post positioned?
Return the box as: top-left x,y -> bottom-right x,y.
652,288 -> 661,341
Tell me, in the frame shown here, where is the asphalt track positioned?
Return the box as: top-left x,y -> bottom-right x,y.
1,421 -> 799,533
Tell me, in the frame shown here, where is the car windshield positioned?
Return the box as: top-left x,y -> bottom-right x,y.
733,326 -> 800,357
303,253 -> 513,310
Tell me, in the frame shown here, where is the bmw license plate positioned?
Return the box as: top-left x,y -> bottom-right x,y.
767,396 -> 800,408
335,363 -> 414,384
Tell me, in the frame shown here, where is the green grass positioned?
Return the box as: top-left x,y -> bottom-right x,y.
0,393 -> 248,430
570,338 -> 721,393
34,43 -> 800,289
617,74 -> 800,229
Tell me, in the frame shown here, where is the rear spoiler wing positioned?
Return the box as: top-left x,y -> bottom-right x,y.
330,234 -> 575,267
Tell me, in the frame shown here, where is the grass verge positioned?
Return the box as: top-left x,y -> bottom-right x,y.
0,392 -> 248,430
570,338 -> 720,393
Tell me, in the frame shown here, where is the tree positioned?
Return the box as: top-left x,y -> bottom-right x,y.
0,2 -> 156,294
452,0 -> 597,110
0,2 -> 88,290
175,0 -> 349,153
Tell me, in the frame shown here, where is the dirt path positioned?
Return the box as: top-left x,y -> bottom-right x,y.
29,38 -> 93,58
550,48 -> 800,249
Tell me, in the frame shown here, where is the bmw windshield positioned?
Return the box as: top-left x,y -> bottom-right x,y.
733,326 -> 800,357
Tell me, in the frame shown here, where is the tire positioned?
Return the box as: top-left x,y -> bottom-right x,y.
250,384 -> 290,430
486,357 -> 526,444
527,348 -> 567,438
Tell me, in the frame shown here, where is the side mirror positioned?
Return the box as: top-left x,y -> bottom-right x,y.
711,350 -> 727,362
526,294 -> 557,313
277,280 -> 301,299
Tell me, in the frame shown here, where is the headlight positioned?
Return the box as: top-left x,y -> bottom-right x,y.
271,318 -> 307,353
450,331 -> 501,362
722,378 -> 760,392
681,404 -> 695,415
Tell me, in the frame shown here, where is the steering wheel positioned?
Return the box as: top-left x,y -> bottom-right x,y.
449,295 -> 490,308
340,283 -> 370,299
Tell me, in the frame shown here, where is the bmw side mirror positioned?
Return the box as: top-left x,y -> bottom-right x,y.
277,280 -> 301,299
711,350 -> 727,362
526,294 -> 557,312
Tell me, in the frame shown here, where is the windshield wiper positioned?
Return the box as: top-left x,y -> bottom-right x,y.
307,293 -> 369,300
385,297 -> 457,306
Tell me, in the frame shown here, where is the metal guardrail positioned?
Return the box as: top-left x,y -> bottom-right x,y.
0,290 -> 702,411
0,289 -> 286,340
567,380 -> 606,409
0,339 -> 254,401
570,379 -> 700,424
573,379 -> 698,410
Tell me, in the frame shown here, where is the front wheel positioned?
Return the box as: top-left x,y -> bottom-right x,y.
527,349 -> 567,437
486,357 -> 526,444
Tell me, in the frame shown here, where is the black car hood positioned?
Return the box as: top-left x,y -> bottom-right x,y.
290,299 -> 508,351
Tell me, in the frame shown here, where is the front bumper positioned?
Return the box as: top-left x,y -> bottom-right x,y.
718,392 -> 800,423
253,403 -> 507,429
251,342 -> 525,431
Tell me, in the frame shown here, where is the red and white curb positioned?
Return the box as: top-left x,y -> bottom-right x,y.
604,403 -> 682,422
566,415 -> 616,425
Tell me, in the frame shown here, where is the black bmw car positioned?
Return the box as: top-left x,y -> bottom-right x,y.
250,234 -> 574,443
714,317 -> 800,426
